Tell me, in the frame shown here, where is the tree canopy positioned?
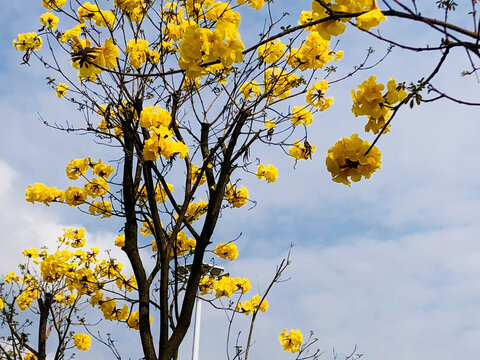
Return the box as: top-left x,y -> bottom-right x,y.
2,0 -> 480,359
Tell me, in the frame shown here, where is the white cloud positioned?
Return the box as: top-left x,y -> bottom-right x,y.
195,226 -> 480,360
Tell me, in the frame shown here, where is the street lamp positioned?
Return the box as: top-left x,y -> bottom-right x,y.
175,263 -> 226,360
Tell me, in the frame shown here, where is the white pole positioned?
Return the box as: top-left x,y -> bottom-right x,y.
192,294 -> 202,360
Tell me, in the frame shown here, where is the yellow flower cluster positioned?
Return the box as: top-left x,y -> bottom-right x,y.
126,311 -> 153,330
191,165 -> 207,186
4,229 -> 138,329
236,0 -> 265,10
42,0 -> 67,9
125,39 -> 152,69
287,32 -> 337,71
26,183 -> 63,205
141,106 -> 188,162
257,40 -> 286,64
256,164 -> 278,183
172,0 -> 243,78
115,235 -> 125,247
185,200 -> 208,222
89,200 -> 112,218
178,21 -> 244,79
17,284 -> 39,311
224,185 -> 249,208
170,231 -> 196,257
55,83 -> 69,98
214,243 -> 239,261
289,140 -> 315,160
60,24 -> 85,43
291,106 -> 313,127
85,177 -> 109,198
263,68 -> 300,102
13,33 -> 42,52
352,76 -> 407,134
77,2 -> 115,28
60,227 -> 87,248
326,134 -> 381,186
69,36 -> 120,81
139,105 -> 172,129
279,329 -> 303,353
306,80 -> 334,111
264,120 -> 276,130
356,8 -> 387,31
114,0 -> 147,22
40,12 -> 59,30
4,272 -> 19,283
240,81 -> 261,99
199,276 -> 250,297
299,0 -> 386,40
24,353 -> 37,360
26,158 -> 113,215
236,295 -> 268,315
73,333 -> 91,351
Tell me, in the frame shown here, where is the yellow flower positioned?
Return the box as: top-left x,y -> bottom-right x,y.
55,83 -> 69,98
257,40 -> 286,64
170,232 -> 196,257
356,8 -> 387,31
42,0 -> 67,9
290,106 -> 313,127
73,333 -> 91,351
84,177 -> 109,198
256,164 -> 278,183
351,75 -> 386,119
13,33 -> 42,52
66,158 -> 89,180
237,0 -> 264,10
185,200 -> 208,222
279,329 -> 303,353
240,81 -> 261,99
236,293 -> 268,315
40,12 -> 59,30
126,38 -> 150,69
251,294 -> 268,312
306,80 -> 333,111
26,183 -> 64,205
5,271 -> 19,283
139,106 -> 172,129
199,276 -> 217,295
326,134 -> 382,186
214,243 -> 239,261
78,2 -> 115,28
92,161 -> 114,178
264,120 -> 276,130
0,298 -> 4,310
24,352 -> 37,360
263,68 -> 300,101
289,140 -> 315,160
98,38 -> 120,69
65,187 -> 88,206
127,311 -> 153,330
22,248 -> 40,259
191,165 -> 207,186
60,24 -> 86,43
214,277 -> 237,297
115,235 -> 125,247
235,278 -> 251,294
89,201 -> 112,218
224,185 -> 248,208
287,32 -> 333,71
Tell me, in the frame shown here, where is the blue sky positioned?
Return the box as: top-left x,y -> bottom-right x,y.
2,1 -> 480,359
